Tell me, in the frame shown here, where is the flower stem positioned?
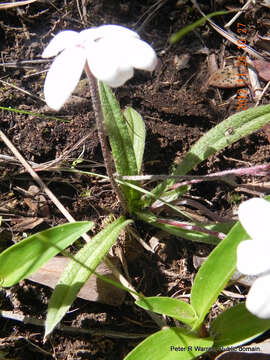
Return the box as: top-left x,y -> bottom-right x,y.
84,63 -> 128,213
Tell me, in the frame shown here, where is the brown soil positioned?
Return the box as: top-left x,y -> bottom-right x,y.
1,1 -> 270,359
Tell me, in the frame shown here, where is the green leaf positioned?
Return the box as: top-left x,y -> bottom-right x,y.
45,216 -> 132,337
98,82 -> 137,176
170,10 -> 230,43
142,185 -> 189,210
211,303 -> 270,348
0,222 -> 93,287
175,104 -> 270,176
136,297 -> 197,326
124,107 -> 146,173
98,81 -> 139,208
124,327 -> 213,360
190,222 -> 248,329
152,221 -> 235,245
0,105 -> 69,122
151,104 -> 270,203
136,211 -> 234,245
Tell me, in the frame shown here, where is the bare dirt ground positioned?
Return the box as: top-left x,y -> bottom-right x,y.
1,0 -> 270,359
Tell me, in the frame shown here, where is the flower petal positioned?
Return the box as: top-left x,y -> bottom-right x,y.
238,198 -> 270,241
86,38 -> 134,87
78,28 -> 100,44
44,47 -> 85,110
237,239 -> 270,275
246,273 -> 270,318
82,25 -> 156,86
93,25 -> 139,40
124,37 -> 158,71
42,30 -> 79,58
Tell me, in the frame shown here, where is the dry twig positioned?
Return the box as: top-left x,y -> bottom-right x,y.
0,0 -> 37,10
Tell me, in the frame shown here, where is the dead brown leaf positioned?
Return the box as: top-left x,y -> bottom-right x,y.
27,256 -> 126,306
208,66 -> 248,88
11,217 -> 44,231
253,60 -> 270,82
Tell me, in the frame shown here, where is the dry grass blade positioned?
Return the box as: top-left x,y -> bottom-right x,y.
0,129 -> 75,223
224,0 -> 254,29
134,0 -> 169,33
191,0 -> 265,60
255,81 -> 270,106
0,0 -> 37,10
246,56 -> 262,101
0,78 -> 45,102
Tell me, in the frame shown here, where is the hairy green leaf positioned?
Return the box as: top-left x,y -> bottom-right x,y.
45,216 -> 132,337
98,82 -> 139,208
136,297 -> 197,326
124,327 -> 213,360
137,211 -> 234,245
124,107 -> 146,173
211,303 -> 270,348
152,221 -> 235,245
151,104 -> 270,203
190,222 -> 248,329
0,222 -> 93,287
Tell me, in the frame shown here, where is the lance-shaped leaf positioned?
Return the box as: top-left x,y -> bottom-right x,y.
45,216 -> 132,338
170,10 -> 230,43
0,221 -> 93,287
124,107 -> 146,173
190,222 -> 248,330
150,104 -> 270,204
211,303 -> 270,348
124,327 -> 213,360
98,81 -> 139,207
137,211 -> 234,245
136,297 -> 197,327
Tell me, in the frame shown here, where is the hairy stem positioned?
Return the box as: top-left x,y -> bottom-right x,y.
84,63 -> 128,213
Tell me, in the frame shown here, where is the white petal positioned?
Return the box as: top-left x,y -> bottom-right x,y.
246,273 -> 270,318
124,37 -> 157,71
94,25 -> 139,40
102,66 -> 134,87
42,30 -> 79,58
44,48 -> 85,110
86,38 -> 134,87
238,198 -> 270,241
78,28 -> 100,43
237,239 -> 270,275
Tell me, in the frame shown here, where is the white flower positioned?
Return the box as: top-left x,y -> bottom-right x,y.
42,25 -> 157,110
237,198 -> 270,319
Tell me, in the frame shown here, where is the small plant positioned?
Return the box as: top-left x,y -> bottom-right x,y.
1,23 -> 270,360
41,24 -> 157,213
